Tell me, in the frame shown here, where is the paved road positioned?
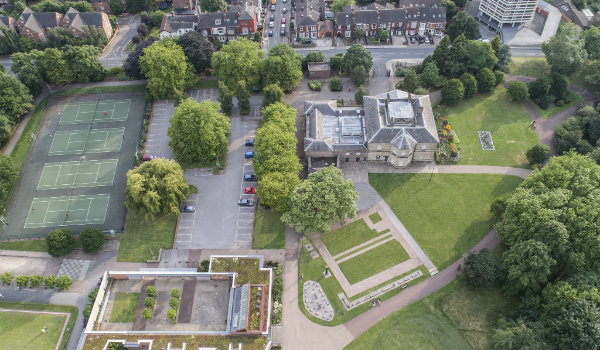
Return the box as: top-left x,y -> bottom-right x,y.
99,14 -> 141,68
265,0 -> 291,49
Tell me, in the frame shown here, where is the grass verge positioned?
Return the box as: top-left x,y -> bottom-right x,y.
532,91 -> 583,119
109,292 -> 140,323
338,240 -> 410,284
345,279 -> 517,350
252,206 -> 286,249
53,84 -> 146,96
0,239 -> 47,252
180,152 -> 226,174
117,210 -> 177,262
0,301 -> 78,350
321,219 -> 383,256
509,57 -> 549,77
335,233 -> 392,261
298,238 -> 428,325
368,212 -> 382,224
369,173 -> 522,270
437,86 -> 539,168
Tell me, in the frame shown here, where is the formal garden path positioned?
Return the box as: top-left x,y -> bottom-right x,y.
283,164 -> 532,350
505,74 -> 595,155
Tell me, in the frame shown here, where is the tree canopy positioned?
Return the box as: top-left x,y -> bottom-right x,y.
445,11 -> 480,40
282,166 -> 358,233
177,31 -> 214,73
211,38 -> 263,91
0,72 -> 33,124
542,23 -> 586,76
125,158 -> 190,217
0,154 -> 18,205
200,0 -> 226,12
123,38 -> 156,79
343,44 -> 372,73
261,44 -> 302,92
140,40 -> 195,100
168,99 -> 230,164
262,83 -> 285,108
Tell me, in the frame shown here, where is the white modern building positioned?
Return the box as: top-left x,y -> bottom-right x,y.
478,0 -> 540,26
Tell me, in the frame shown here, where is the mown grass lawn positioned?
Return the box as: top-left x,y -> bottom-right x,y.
533,91 -> 583,119
0,301 -> 77,350
338,240 -> 410,284
368,212 -> 382,224
298,241 -> 428,326
369,173 -> 523,270
344,279 -> 517,350
118,210 -> 177,262
438,86 -> 539,168
0,239 -> 47,252
252,206 -> 286,249
321,219 -> 383,256
509,57 -> 549,77
109,292 -> 140,323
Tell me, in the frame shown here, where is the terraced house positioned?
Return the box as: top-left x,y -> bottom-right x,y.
304,90 -> 439,171
15,7 -> 62,41
335,3 -> 446,38
60,8 -> 113,39
196,4 -> 258,42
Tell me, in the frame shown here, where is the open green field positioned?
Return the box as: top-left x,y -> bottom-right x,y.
0,239 -> 47,252
509,57 -> 549,77
109,292 -> 140,323
345,279 -> 517,350
321,219 -> 383,256
369,173 -> 523,269
118,210 -> 177,262
533,91 -> 583,119
252,206 -> 286,249
0,301 -> 77,350
438,86 -> 539,168
338,240 -> 410,284
298,239 -> 429,325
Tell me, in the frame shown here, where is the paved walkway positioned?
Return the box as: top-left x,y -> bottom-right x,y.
1,80 -> 146,155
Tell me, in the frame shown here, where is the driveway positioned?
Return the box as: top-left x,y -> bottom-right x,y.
100,14 -> 141,68
145,100 -> 175,159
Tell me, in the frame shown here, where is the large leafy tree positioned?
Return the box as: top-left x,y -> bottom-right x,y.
211,38 -> 263,91
445,11 -> 480,40
441,78 -> 464,105
261,44 -> 302,92
542,22 -> 586,76
109,0 -> 124,14
0,115 -> 13,145
126,0 -> 144,13
282,166 -> 358,233
258,171 -> 300,212
177,31 -> 214,73
343,44 -> 372,73
125,158 -> 190,217
0,154 -> 18,205
140,40 -> 195,100
63,45 -> 105,83
462,249 -> 498,288
200,0 -> 226,12
45,229 -> 75,257
254,123 -> 301,178
331,0 -> 352,12
544,299 -> 600,350
498,153 -> 600,294
123,38 -> 156,79
302,51 -> 326,72
420,62 -> 442,88
46,27 -> 75,49
38,48 -> 74,85
464,40 -> 497,74
262,83 -> 285,108
584,26 -> 600,60
261,102 -> 296,131
168,99 -> 230,164
0,72 -> 33,124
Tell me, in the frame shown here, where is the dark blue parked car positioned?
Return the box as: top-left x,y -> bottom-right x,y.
245,151 -> 256,158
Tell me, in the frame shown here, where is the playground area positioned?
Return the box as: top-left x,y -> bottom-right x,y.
1,92 -> 145,239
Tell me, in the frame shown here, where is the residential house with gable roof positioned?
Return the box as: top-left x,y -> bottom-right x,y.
15,7 -> 62,41
60,7 -> 113,39
304,89 -> 439,170
196,3 -> 258,42
0,15 -> 15,32
159,14 -> 198,38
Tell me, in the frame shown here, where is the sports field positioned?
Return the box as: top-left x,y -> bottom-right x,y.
58,99 -> 131,124
0,309 -> 69,350
25,194 -> 110,228
38,159 -> 118,190
1,91 -> 146,239
48,128 -> 125,155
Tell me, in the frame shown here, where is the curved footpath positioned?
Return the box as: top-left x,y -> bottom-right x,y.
282,164 -> 532,350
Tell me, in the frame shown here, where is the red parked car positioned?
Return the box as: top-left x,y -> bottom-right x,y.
244,187 -> 256,194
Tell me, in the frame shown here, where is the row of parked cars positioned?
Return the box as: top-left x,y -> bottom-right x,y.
239,139 -> 257,206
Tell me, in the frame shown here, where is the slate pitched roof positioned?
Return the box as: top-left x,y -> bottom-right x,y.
296,9 -> 319,26
0,15 -> 14,29
160,14 -> 197,33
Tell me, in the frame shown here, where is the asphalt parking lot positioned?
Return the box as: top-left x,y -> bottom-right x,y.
145,100 -> 175,159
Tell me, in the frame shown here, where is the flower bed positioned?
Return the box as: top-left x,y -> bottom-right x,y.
478,131 -> 495,151
248,286 -> 267,332
210,257 -> 269,285
435,114 -> 461,164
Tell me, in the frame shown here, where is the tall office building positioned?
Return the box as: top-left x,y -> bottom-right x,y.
478,0 -> 540,26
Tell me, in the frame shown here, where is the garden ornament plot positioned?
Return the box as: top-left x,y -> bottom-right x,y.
478,131 -> 495,151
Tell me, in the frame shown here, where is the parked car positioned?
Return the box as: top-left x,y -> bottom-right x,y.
245,151 -> 256,158
282,7 -> 287,13
410,36 -> 416,44
281,17 -> 286,23
424,36 -> 430,44
270,14 -> 275,21
270,4 -> 276,10
269,21 -> 274,28
238,199 -> 254,206
280,28 -> 286,36
244,174 -> 258,181
180,206 -> 195,213
305,38 -> 312,44
245,187 -> 257,194
268,30 -> 273,36
245,139 -> 255,146
141,155 -> 155,162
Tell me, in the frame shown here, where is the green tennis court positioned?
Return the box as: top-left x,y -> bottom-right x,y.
37,159 -> 118,190
25,194 -> 110,228
48,128 -> 124,155
59,100 -> 131,124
